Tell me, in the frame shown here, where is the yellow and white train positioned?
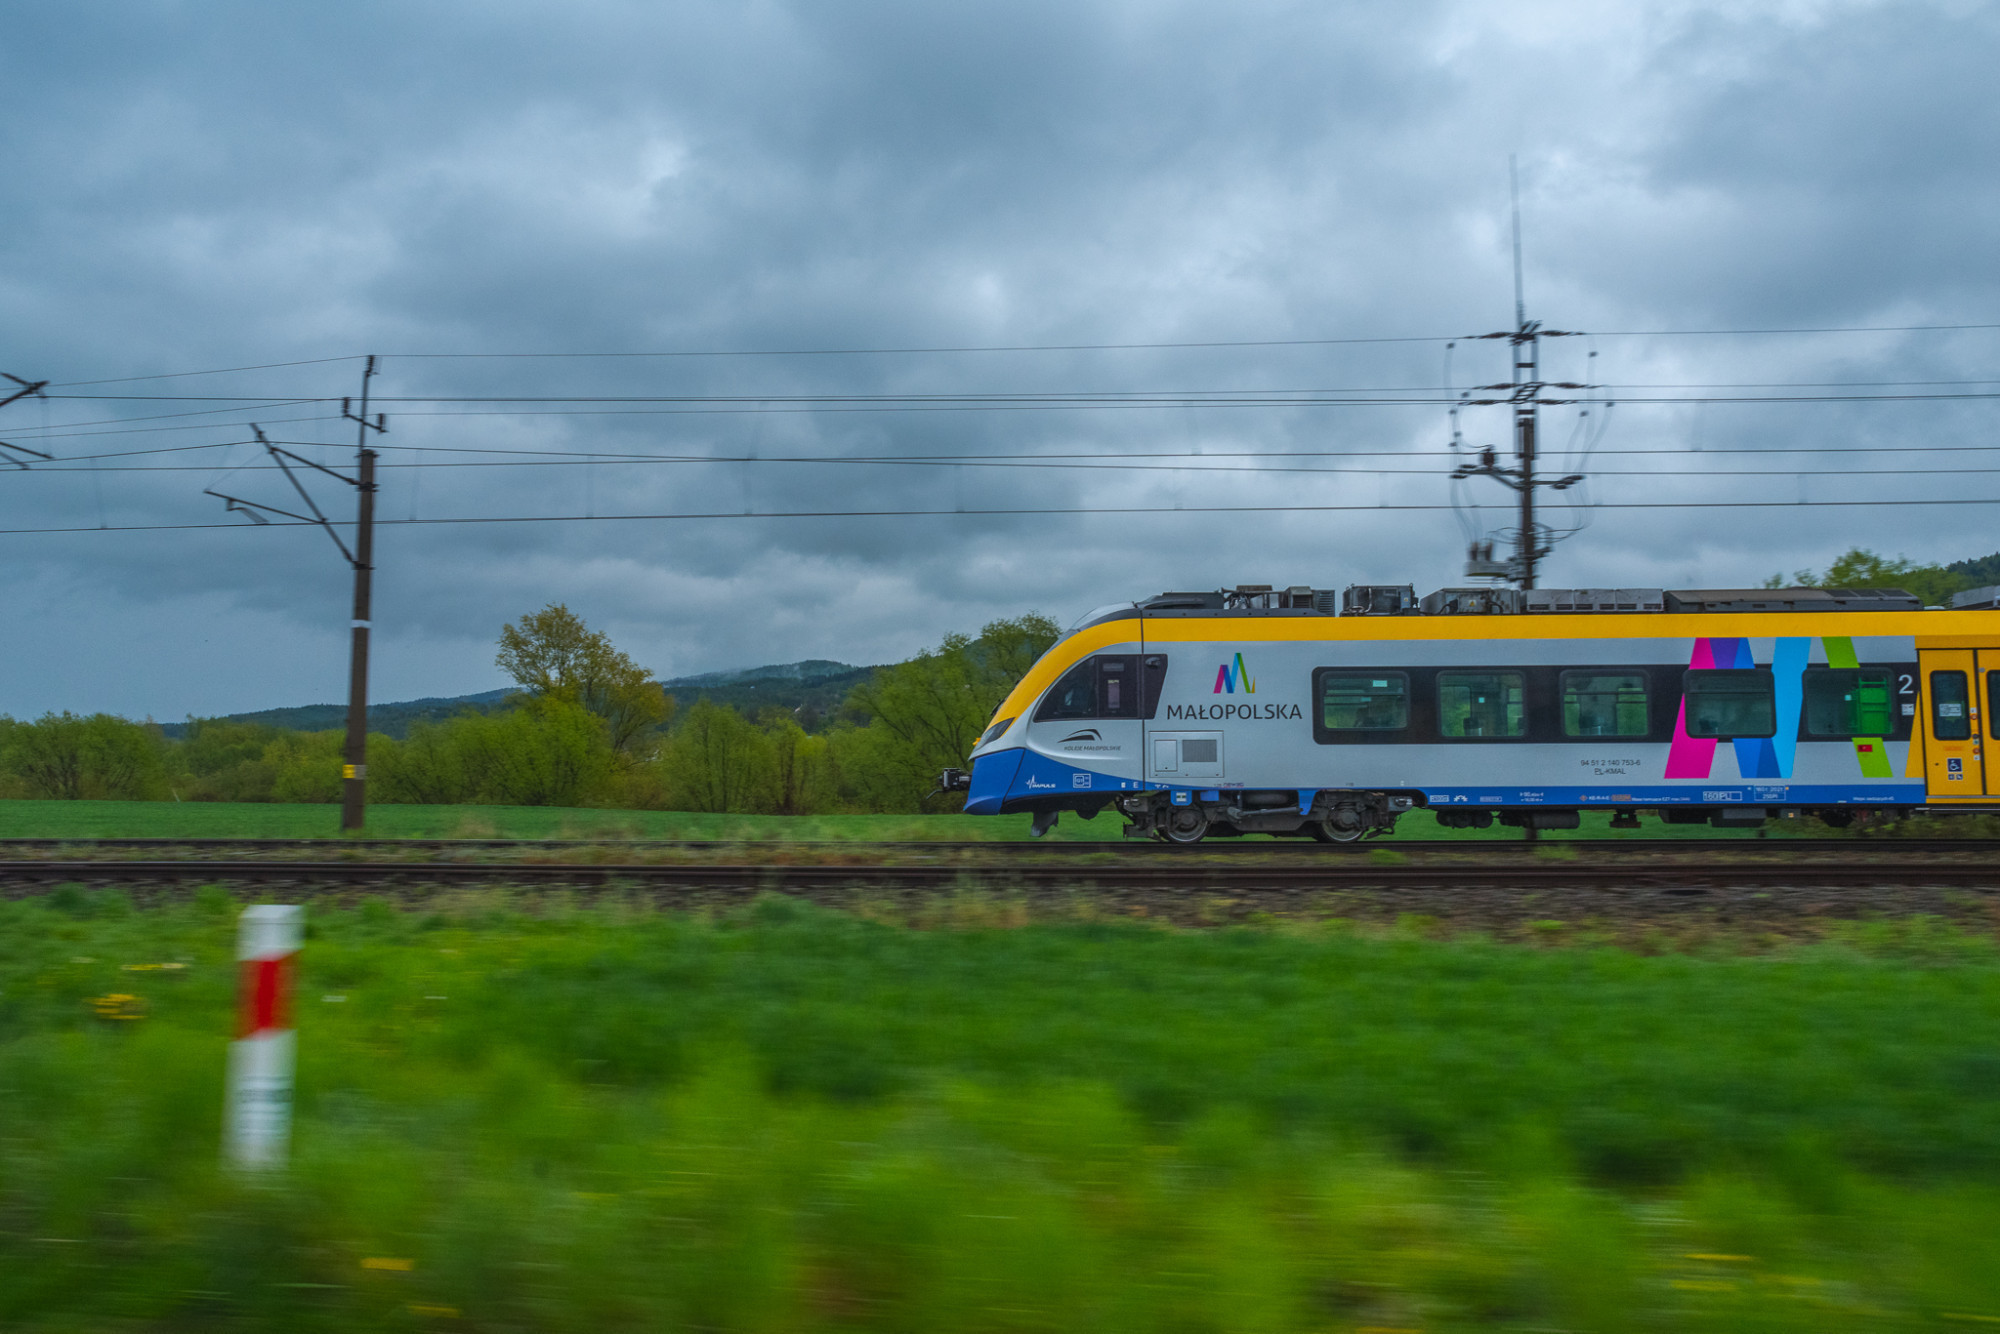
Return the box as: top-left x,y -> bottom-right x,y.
949,583 -> 2000,841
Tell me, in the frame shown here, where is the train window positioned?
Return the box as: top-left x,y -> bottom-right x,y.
1682,669 -> 1776,739
1991,672 -> 2000,739
1035,655 -> 1144,721
1561,671 -> 1648,737
1803,668 -> 1894,737
1931,671 -> 1972,741
1036,660 -> 1099,720
1096,656 -> 1138,719
1320,672 -> 1409,730
1438,671 -> 1526,739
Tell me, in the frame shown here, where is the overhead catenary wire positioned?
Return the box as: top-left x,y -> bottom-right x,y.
19,385 -> 2000,443
32,378 -> 2000,405
8,494 -> 2000,538
24,457 -> 2000,479
36,437 -> 2000,466
35,319 -> 2000,389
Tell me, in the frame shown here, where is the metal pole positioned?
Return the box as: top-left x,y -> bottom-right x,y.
340,359 -> 379,832
1507,156 -> 1539,593
340,448 -> 375,831
1516,329 -> 1538,591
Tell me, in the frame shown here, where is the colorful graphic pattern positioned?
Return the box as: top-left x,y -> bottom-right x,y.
1823,635 -> 1895,778
1664,635 -> 1879,780
1212,653 -> 1256,694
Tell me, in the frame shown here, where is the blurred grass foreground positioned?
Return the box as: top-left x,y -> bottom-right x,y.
6,891 -> 2000,1330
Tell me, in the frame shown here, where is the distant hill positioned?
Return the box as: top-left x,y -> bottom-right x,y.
661,660 -> 874,730
1946,550 -> 2000,588
159,661 -> 874,739
158,688 -> 519,740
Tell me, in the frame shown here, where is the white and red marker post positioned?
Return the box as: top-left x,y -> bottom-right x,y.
224,904 -> 303,1170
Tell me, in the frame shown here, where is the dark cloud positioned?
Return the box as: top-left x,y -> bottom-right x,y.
2,0 -> 1996,717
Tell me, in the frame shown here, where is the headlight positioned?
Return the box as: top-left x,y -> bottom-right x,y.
980,717 -> 1014,745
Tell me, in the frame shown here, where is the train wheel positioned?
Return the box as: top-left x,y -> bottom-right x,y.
1311,805 -> 1369,843
1158,807 -> 1210,844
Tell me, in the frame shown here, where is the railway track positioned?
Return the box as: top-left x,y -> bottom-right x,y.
4,835 -> 1997,856
3,855 -> 1995,890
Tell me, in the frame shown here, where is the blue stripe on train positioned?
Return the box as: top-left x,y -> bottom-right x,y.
968,747 -> 1927,811
1419,784 -> 1922,806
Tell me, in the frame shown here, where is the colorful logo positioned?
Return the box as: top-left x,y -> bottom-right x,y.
1212,653 -> 1255,694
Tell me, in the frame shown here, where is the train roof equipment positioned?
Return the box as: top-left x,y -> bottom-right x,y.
1132,584 -> 1927,618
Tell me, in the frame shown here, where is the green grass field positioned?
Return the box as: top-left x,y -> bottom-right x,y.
5,889 -> 2000,1329
0,798 -> 1851,842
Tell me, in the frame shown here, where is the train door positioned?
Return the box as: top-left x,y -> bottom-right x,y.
1918,649 -> 1987,796
1982,649 -> 2000,787
1023,653 -> 1145,787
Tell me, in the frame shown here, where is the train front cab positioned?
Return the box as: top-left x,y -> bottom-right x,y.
961,610 -> 1149,820
1916,640 -> 1998,801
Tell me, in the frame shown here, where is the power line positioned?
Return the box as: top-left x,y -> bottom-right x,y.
1586,321 -> 2000,338
38,380 -> 2000,404
15,393 -> 2000,443
32,320 -> 2000,395
38,375 -> 2000,405
37,437 -> 2000,466
7,494 -> 2000,538
50,357 -> 365,389
27,457 -> 2000,479
19,386 -> 2000,442
358,320 -> 2000,356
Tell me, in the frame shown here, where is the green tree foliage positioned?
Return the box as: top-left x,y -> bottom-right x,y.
761,710 -> 835,816
265,730 -> 350,803
1772,547 -> 1988,607
373,699 -> 615,807
662,699 -> 774,812
0,712 -> 169,800
465,698 -> 616,807
836,613 -> 1061,811
371,720 -> 473,805
496,603 -> 673,753
1947,550 -> 2000,587
174,718 -> 283,801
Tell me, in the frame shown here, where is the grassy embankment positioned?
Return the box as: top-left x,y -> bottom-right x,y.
4,890 -> 2000,1329
0,798 -> 1824,842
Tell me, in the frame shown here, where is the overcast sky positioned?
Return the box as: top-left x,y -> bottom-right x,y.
3,0 -> 1997,719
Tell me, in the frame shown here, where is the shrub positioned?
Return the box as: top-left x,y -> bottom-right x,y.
450,697 -> 616,807
0,712 -> 170,800
661,699 -> 775,812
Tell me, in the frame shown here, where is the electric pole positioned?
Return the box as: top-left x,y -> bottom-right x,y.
206,357 -> 385,832
340,359 -> 384,832
1451,159 -> 1588,590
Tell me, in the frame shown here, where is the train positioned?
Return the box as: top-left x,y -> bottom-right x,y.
943,581 -> 2000,841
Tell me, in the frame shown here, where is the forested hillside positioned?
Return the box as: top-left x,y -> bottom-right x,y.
158,661 -> 874,741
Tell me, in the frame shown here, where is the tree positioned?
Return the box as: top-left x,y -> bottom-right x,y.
371,721 -> 472,805
662,699 -> 774,812
1776,548 -> 1971,607
264,730 -> 348,803
838,612 -> 1060,810
496,604 -> 672,753
175,717 -> 283,801
759,710 -> 833,815
453,697 -> 617,807
0,713 -> 169,800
